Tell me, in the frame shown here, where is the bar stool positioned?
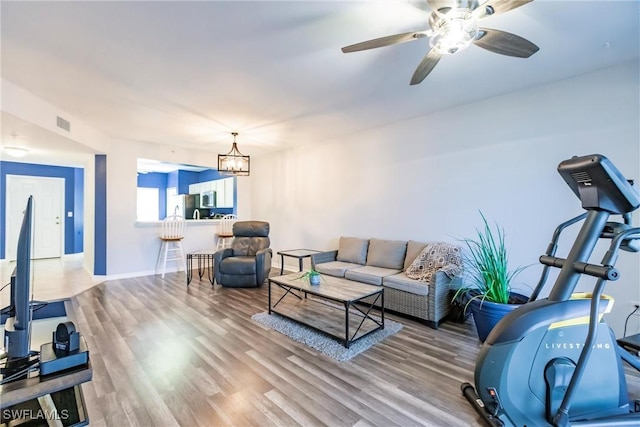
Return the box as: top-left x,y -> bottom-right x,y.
156,214 -> 186,278
215,214 -> 237,250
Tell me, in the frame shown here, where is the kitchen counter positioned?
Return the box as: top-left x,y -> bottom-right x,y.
136,219 -> 222,226
135,219 -> 223,270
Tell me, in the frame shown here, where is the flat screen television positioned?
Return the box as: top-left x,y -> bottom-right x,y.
4,195 -> 34,360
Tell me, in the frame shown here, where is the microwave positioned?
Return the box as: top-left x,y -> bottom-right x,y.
200,191 -> 216,208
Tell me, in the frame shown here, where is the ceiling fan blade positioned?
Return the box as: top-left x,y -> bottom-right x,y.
473,28 -> 539,58
473,0 -> 533,20
342,31 -> 427,53
410,49 -> 442,85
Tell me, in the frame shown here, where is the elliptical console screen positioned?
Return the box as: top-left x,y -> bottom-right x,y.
558,154 -> 640,214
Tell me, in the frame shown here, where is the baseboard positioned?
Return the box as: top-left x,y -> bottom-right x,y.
100,260 -> 289,282
99,269 -> 167,281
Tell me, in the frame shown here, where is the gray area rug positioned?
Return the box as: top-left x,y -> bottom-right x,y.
251,312 -> 403,362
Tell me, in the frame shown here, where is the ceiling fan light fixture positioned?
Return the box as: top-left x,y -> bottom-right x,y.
342,0 -> 537,85
430,9 -> 478,55
218,132 -> 250,176
3,146 -> 30,158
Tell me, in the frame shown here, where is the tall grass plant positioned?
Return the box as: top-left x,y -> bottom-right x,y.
454,212 -> 528,305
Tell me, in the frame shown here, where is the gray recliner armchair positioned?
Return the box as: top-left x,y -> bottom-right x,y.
213,221 -> 272,288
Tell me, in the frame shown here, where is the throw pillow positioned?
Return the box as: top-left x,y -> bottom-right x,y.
336,237 -> 369,265
404,240 -> 429,270
405,242 -> 463,282
366,238 -> 407,270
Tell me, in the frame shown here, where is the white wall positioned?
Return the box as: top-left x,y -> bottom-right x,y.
251,62 -> 640,337
3,63 -> 638,336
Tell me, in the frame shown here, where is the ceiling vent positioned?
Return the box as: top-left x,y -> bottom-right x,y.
56,116 -> 70,132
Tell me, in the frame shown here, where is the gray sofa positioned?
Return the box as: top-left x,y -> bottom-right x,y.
311,237 -> 462,329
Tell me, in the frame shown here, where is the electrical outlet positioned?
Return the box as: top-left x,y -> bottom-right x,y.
632,300 -> 640,308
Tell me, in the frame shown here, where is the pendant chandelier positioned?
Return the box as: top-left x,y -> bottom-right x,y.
218,132 -> 250,176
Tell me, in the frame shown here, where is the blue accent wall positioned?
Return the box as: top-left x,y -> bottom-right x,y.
199,169 -> 227,182
167,170 -> 178,189
137,172 -> 167,188
178,170 -> 201,194
0,161 -> 84,259
95,155 -> 107,275
74,168 -> 84,252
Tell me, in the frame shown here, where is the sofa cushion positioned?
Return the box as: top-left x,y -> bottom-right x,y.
366,238 -> 407,270
404,240 -> 430,270
405,242 -> 463,282
383,272 -> 430,296
336,237 -> 369,265
314,261 -> 362,278
345,265 -> 401,286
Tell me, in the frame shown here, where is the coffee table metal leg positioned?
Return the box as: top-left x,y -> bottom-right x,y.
268,280 -> 272,314
344,302 -> 350,348
207,255 -> 214,286
280,255 -> 285,275
198,256 -> 205,279
187,254 -> 193,286
381,290 -> 385,329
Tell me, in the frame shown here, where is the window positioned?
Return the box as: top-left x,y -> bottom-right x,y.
137,187 -> 159,221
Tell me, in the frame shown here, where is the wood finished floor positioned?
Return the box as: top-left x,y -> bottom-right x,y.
0,254 -> 98,306
11,260 -> 637,427
70,271 -> 487,427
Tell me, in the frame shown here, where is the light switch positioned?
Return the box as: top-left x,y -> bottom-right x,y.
67,211 -> 73,217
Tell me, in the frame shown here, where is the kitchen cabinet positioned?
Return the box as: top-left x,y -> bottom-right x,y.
203,181 -> 214,192
188,178 -> 234,208
223,178 -> 234,207
212,178 -> 234,208
216,180 -> 225,208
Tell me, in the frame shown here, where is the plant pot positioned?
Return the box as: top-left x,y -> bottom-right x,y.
449,290 -> 471,324
309,274 -> 321,286
468,292 -> 528,342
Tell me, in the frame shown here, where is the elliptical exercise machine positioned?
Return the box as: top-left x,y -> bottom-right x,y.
461,154 -> 640,426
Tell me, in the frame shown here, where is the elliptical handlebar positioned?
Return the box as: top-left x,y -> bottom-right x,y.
529,213 -> 588,302
604,226 -> 640,265
538,256 -> 620,281
538,225 -> 640,282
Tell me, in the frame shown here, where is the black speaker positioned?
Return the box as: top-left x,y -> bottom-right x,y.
53,321 -> 80,356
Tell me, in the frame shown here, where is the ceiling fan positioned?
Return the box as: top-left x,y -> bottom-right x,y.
341,0 -> 539,85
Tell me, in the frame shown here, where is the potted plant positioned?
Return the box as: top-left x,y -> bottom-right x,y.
453,212 -> 529,342
296,267 -> 323,285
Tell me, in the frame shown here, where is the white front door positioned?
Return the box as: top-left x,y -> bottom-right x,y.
6,175 -> 65,260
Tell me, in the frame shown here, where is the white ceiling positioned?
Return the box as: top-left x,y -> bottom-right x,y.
1,0 -> 639,163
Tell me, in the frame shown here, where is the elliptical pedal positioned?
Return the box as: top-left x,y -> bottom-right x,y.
461,383 -> 505,427
618,333 -> 640,356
